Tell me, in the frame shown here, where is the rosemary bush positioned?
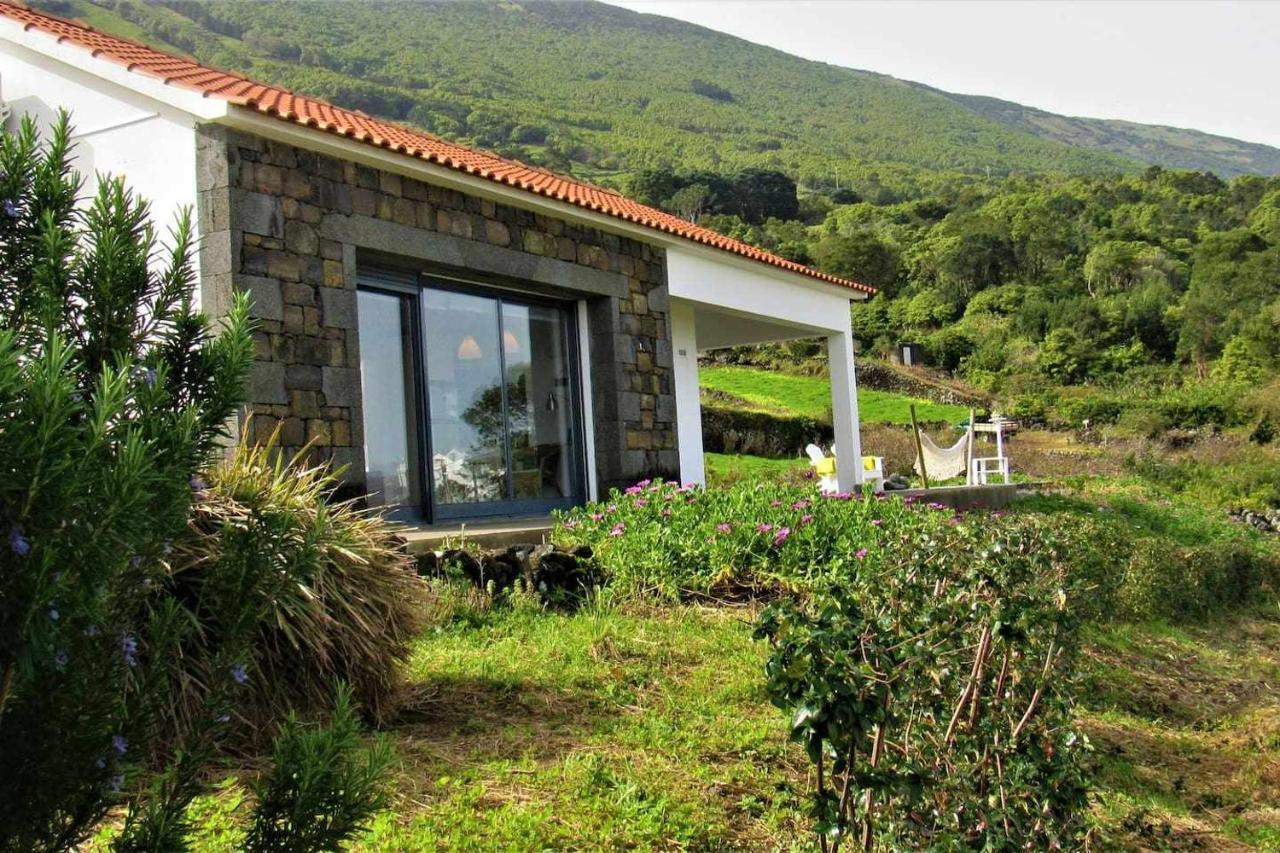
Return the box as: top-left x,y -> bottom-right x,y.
0,113 -> 252,849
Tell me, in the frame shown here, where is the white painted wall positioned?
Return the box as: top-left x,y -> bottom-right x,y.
0,41 -> 200,280
666,246 -> 869,491
670,299 -> 705,486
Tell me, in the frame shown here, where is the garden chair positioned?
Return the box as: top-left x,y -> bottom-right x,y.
805,444 -> 885,495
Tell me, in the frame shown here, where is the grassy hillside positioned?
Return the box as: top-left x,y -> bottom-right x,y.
700,365 -> 970,425
23,0 -> 1132,193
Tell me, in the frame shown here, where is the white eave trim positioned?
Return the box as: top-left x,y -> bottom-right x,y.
0,18 -> 228,120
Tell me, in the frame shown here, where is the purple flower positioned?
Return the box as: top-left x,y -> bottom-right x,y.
190,475 -> 208,494
112,735 -> 128,755
791,501 -> 810,510
928,502 -> 946,511
773,527 -> 791,546
855,548 -> 869,560
634,499 -> 647,508
800,514 -> 814,525
756,523 -> 773,534
85,624 -> 100,638
9,526 -> 30,557
609,523 -> 626,537
636,479 -> 651,489
95,757 -> 106,770
48,607 -> 59,621
54,650 -> 69,670
2,198 -> 21,218
121,634 -> 138,667
624,485 -> 643,496
716,523 -> 732,534
231,663 -> 249,685
590,513 -> 604,522
130,555 -> 143,568
110,774 -> 125,793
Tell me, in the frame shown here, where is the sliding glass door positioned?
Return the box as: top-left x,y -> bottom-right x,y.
359,274 -> 584,521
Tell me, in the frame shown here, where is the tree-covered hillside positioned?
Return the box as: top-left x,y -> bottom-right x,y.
940,90 -> 1280,179
10,0 -> 1208,196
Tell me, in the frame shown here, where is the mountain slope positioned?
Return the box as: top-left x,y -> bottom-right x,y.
941,91 -> 1280,178
26,0 -> 1280,190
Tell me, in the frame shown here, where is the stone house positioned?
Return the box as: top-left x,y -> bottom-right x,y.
0,3 -> 873,525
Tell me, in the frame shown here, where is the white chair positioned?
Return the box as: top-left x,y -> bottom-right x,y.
805,443 -> 839,495
806,444 -> 885,494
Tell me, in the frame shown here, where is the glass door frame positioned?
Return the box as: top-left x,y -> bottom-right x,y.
357,269 -> 589,524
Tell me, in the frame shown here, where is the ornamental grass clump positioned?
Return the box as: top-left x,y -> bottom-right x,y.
164,433 -> 426,737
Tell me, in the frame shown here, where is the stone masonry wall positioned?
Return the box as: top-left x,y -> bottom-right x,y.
196,126 -> 677,501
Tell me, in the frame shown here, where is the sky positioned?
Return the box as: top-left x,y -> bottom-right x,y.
607,1 -> 1280,149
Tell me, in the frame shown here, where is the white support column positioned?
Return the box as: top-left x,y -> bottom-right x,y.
670,299 -> 705,486
827,323 -> 864,492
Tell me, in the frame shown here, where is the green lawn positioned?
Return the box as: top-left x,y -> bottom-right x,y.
171,598 -> 1280,850
704,451 -> 806,486
700,365 -> 970,425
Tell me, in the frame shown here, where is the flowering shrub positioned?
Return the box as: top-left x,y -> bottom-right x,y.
555,479 -> 993,600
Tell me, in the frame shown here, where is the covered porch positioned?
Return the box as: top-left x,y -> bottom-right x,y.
664,245 -> 869,492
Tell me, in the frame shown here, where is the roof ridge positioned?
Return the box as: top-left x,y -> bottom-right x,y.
0,0 -> 873,295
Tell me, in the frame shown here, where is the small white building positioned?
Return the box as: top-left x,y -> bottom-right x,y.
0,4 -> 873,524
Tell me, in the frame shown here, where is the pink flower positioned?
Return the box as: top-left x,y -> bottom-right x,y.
904,496 -> 918,505
991,511 -> 1004,518
591,513 -> 604,522
856,548 -> 869,560
607,504 -> 618,513
928,502 -> 946,511
637,479 -> 652,488
716,523 -> 732,533
625,485 -> 643,496
609,523 -> 626,537
791,500 -> 810,510
757,523 -> 773,534
871,519 -> 883,527
635,499 -> 647,507
800,514 -> 814,525
773,527 -> 791,546
661,508 -> 672,518
565,520 -> 579,529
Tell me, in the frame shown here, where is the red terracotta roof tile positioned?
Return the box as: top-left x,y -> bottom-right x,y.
0,2 -> 873,294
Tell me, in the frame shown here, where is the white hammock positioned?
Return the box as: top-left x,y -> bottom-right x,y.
914,432 -> 968,480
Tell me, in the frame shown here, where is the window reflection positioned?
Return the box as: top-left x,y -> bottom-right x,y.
357,290 -> 420,511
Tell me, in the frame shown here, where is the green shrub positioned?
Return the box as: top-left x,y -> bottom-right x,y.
755,517 -> 1090,849
166,435 -> 427,737
245,683 -> 393,852
0,113 -> 252,849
